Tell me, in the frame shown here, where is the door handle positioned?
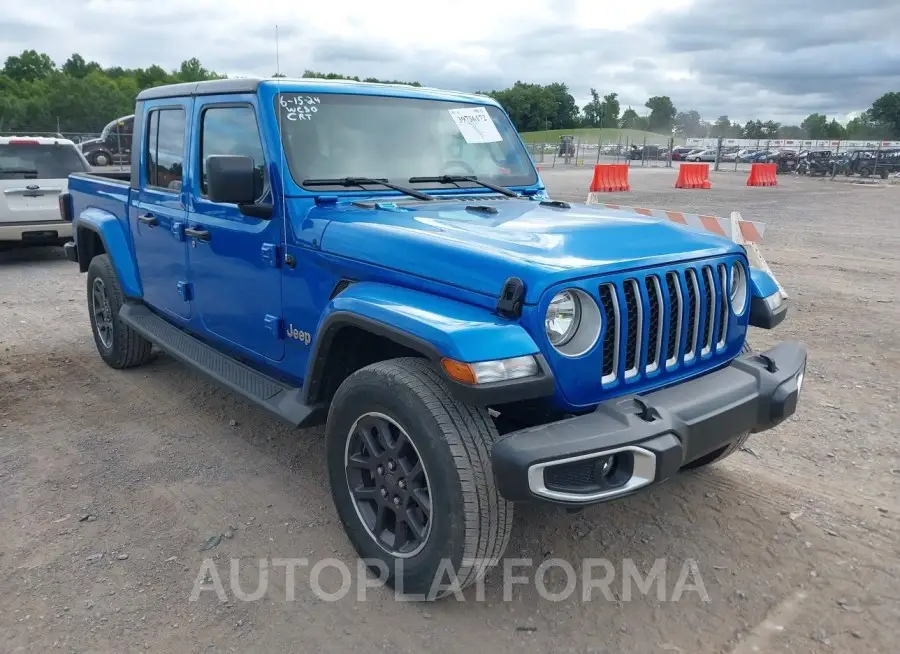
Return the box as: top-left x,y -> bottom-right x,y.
137,213 -> 158,227
184,226 -> 211,241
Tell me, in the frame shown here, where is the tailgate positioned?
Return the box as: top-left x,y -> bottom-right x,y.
0,141 -> 86,224
0,178 -> 68,223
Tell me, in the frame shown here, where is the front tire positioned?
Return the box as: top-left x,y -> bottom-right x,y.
326,358 -> 513,599
87,255 -> 152,369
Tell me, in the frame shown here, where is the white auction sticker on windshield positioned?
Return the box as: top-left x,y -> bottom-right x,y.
448,107 -> 503,144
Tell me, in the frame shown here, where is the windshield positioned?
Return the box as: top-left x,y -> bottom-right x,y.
0,143 -> 89,179
276,93 -> 537,190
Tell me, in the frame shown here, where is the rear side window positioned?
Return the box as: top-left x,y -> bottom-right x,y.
0,143 -> 89,179
199,106 -> 267,199
145,108 -> 186,191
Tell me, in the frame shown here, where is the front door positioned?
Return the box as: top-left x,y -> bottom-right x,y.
131,103 -> 191,321
186,97 -> 284,361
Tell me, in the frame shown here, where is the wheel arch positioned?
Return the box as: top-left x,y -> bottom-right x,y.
74,209 -> 142,298
302,281 -> 550,407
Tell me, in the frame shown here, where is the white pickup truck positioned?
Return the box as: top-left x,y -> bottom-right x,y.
0,136 -> 91,247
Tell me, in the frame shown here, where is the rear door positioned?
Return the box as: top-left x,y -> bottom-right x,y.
185,97 -> 284,361
0,140 -> 89,233
130,102 -> 192,321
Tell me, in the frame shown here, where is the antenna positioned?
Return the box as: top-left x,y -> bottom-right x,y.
275,24 -> 289,261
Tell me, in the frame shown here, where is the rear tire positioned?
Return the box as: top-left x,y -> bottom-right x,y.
326,357 -> 512,599
87,255 -> 153,369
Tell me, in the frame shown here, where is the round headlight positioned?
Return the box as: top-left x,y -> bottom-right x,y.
730,262 -> 748,315
545,290 -> 581,346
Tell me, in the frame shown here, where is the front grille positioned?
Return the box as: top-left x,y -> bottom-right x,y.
623,280 -> 641,377
685,269 -> 699,360
598,284 -> 618,381
597,262 -> 728,385
646,276 -> 663,372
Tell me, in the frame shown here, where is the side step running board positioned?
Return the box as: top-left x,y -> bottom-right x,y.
119,303 -> 323,428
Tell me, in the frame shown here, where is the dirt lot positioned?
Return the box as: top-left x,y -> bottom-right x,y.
2,170 -> 899,653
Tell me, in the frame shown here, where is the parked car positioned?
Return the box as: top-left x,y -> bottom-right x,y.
629,144 -> 663,160
61,77 -> 806,598
670,147 -> 695,161
797,150 -> 833,176
685,149 -> 717,162
842,149 -> 897,178
772,151 -> 799,174
79,115 -> 134,167
0,136 -> 90,247
746,150 -> 775,163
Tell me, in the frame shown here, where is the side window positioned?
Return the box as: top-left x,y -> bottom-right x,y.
200,106 -> 267,200
145,108 -> 186,192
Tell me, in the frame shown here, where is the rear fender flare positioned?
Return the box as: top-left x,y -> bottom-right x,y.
75,208 -> 142,298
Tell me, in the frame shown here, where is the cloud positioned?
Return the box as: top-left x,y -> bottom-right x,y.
2,0 -> 899,123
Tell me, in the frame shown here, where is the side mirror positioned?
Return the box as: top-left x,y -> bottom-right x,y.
206,155 -> 257,206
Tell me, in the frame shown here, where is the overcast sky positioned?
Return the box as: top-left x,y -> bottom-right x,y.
4,0 -> 899,124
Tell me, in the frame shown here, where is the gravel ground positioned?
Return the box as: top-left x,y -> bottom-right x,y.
1,169 -> 898,653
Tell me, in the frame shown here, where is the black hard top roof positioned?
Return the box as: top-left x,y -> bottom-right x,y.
136,78 -> 263,101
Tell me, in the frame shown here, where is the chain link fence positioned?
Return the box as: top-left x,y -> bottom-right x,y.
701,138 -> 900,179
524,135 -> 900,180
525,135 -> 680,168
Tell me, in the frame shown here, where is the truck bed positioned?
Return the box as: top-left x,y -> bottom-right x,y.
68,173 -> 132,220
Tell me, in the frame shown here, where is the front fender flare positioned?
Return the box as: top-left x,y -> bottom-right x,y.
303,282 -> 553,405
74,208 -> 142,298
749,267 -> 780,300
749,267 -> 787,329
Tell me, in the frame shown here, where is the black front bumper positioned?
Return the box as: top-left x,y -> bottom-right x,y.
492,341 -> 807,505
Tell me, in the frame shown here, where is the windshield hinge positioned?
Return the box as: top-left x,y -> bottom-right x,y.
261,243 -> 280,268
496,277 -> 525,319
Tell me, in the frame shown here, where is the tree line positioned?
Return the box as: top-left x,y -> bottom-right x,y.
484,82 -> 900,141
2,49 -> 898,141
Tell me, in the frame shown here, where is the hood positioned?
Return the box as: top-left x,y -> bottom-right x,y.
318,198 -> 741,303
79,138 -> 102,150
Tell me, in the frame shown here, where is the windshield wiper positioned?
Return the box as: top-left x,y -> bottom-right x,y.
302,177 -> 435,202
407,175 -> 519,198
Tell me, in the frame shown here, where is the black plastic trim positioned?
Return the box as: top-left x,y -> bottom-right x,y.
303,311 -> 555,406
749,296 -> 788,329
496,277 -> 525,318
73,223 -> 107,273
492,341 -> 807,504
63,241 -> 78,263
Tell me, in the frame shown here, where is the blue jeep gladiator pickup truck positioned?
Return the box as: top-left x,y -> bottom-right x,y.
60,77 -> 806,597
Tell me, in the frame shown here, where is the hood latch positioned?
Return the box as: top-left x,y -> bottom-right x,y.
496,277 -> 525,319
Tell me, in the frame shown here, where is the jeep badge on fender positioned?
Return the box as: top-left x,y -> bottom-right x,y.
286,324 -> 311,345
